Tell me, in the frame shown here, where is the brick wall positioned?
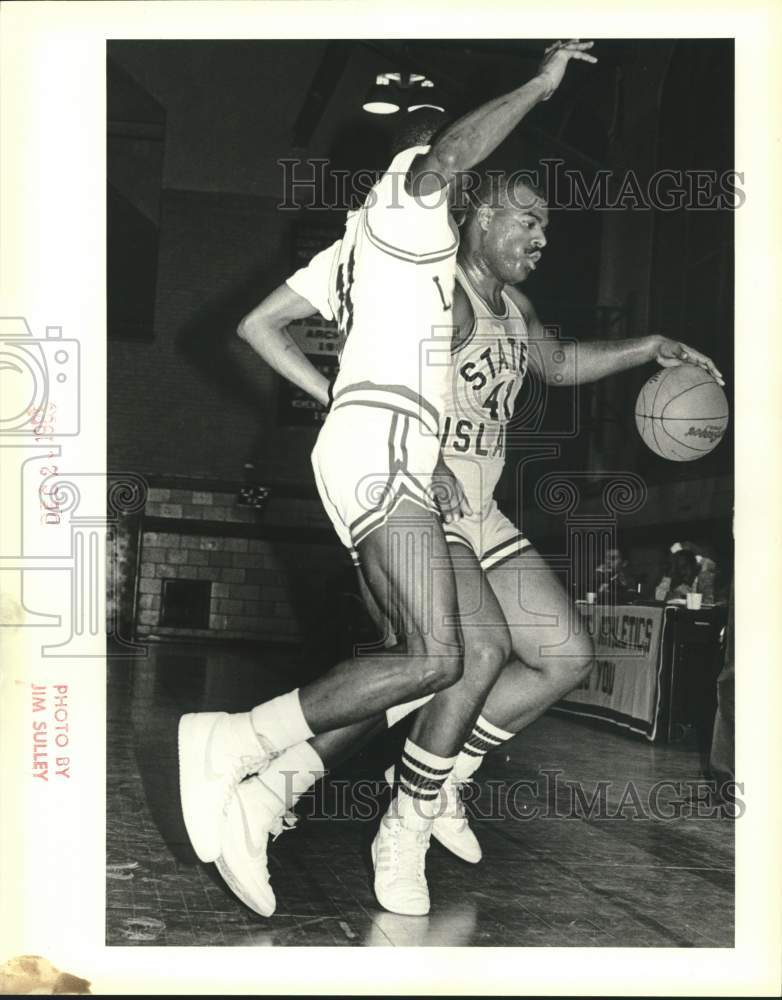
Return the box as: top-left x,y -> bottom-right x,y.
134,484 -> 347,644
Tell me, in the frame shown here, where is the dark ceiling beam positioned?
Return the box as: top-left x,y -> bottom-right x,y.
291,41 -> 351,149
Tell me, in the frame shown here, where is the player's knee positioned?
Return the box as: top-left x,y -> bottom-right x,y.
465,629 -> 511,681
530,632 -> 594,695
413,650 -> 464,695
559,634 -> 595,691
432,650 -> 465,691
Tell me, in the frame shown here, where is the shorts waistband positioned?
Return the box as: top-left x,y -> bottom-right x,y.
331,383 -> 440,437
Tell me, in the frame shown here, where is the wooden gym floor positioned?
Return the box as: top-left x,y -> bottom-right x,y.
106,641 -> 733,947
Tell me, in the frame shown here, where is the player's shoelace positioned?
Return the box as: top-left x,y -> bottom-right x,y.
254,810 -> 298,878
222,734 -> 278,813
379,823 -> 428,882
441,776 -> 471,826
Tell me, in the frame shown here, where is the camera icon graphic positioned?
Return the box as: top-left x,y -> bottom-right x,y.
0,317 -> 80,436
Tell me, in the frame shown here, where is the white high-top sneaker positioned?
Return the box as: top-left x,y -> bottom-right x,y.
178,712 -> 275,862
371,812 -> 432,916
385,765 -> 481,865
432,772 -> 482,864
215,779 -> 296,918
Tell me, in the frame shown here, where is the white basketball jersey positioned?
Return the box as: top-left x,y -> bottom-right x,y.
440,265 -> 530,509
288,145 -> 459,432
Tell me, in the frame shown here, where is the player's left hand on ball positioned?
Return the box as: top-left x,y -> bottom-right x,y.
432,458 -> 472,523
655,336 -> 725,386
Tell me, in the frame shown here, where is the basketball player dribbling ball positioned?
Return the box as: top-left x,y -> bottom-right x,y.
178,40 -> 601,918
416,170 -> 724,818
219,65 -> 726,921
228,165 -> 725,917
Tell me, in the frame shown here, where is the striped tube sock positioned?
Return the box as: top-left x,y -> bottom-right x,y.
395,738 -> 456,829
452,715 -> 515,781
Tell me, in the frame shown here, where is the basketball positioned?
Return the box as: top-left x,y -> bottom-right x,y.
635,365 -> 729,461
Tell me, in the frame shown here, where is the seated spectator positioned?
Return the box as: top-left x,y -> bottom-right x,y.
664,541 -> 719,603
595,547 -> 635,601
655,548 -> 700,601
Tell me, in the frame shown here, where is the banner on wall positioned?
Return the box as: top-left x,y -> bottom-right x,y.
556,604 -> 666,740
277,318 -> 341,425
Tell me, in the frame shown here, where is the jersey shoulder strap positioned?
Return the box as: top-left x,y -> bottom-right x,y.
452,267 -> 479,353
500,287 -> 529,340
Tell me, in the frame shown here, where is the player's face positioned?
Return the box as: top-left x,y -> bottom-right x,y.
483,185 -> 549,285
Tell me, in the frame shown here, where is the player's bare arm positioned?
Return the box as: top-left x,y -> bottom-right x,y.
512,287 -> 724,387
238,283 -> 333,406
408,40 -> 597,197
239,279 -> 472,524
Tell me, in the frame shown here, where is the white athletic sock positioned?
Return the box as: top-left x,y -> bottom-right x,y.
248,689 -> 314,754
255,741 -> 325,813
385,693 -> 434,729
394,738 -> 456,830
452,715 -> 515,781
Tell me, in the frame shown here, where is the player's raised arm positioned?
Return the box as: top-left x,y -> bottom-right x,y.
409,40 -> 597,196
238,283 -> 332,407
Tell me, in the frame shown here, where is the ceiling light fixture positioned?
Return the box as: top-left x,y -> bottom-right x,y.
406,78 -> 445,113
362,75 -> 401,115
363,73 -> 445,114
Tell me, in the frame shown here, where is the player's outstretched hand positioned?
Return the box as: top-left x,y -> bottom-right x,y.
654,336 -> 725,386
431,456 -> 473,524
537,40 -> 597,99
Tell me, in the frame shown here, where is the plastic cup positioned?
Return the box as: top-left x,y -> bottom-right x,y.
586,592 -> 596,605
686,592 -> 703,610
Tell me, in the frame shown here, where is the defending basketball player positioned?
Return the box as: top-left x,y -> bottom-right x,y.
215,142 -> 724,918
178,41 -> 600,918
